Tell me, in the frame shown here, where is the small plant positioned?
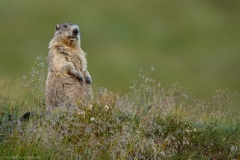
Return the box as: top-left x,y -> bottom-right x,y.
0,67 -> 240,159
22,55 -> 47,111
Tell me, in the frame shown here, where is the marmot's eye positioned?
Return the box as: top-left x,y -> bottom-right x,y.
63,24 -> 68,28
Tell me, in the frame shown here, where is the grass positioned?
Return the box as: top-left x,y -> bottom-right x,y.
1,2 -> 240,158
0,59 -> 240,159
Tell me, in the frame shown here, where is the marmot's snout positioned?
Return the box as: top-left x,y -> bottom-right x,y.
73,28 -> 78,34
72,28 -> 79,38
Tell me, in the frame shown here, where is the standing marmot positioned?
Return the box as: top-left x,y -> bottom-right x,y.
46,22 -> 92,112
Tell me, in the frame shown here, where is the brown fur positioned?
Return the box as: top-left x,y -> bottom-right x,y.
46,23 -> 92,112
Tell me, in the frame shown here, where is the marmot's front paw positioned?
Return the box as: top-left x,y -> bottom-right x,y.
76,73 -> 83,81
85,76 -> 92,84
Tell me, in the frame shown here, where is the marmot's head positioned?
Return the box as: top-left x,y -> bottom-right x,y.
49,22 -> 80,48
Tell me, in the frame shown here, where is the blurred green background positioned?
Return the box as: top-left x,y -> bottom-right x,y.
0,0 -> 240,95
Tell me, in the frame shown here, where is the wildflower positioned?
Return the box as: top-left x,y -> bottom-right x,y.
90,117 -> 95,121
39,62 -> 44,67
77,110 -> 85,115
193,128 -> 196,132
87,104 -> 93,110
145,78 -> 148,83
231,146 -> 238,152
104,105 -> 109,111
151,66 -> 155,71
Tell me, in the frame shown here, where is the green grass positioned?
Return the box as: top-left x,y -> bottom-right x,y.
1,1 -> 240,158
1,65 -> 240,159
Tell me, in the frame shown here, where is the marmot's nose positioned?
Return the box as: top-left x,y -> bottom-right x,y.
73,28 -> 79,34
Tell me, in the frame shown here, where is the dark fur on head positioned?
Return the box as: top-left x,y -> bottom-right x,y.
49,23 -> 81,48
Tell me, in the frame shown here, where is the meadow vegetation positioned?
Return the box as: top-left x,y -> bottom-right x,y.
0,57 -> 240,159
1,1 -> 240,159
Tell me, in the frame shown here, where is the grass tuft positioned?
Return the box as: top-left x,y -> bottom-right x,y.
0,63 -> 240,159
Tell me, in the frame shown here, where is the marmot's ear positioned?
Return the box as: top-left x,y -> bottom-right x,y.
55,24 -> 60,31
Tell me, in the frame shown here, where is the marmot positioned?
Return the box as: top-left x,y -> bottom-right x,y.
46,22 -> 92,112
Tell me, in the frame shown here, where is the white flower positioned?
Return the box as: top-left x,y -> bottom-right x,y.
231,145 -> 238,152
77,110 -> 85,119
87,104 -> 93,110
150,66 -> 155,71
90,117 -> 95,121
104,105 -> 109,111
77,110 -> 85,115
